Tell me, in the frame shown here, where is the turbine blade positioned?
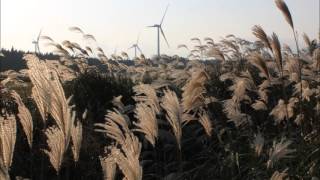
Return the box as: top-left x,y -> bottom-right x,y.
137,46 -> 143,54
147,25 -> 157,28
37,29 -> 42,42
128,45 -> 134,50
160,27 -> 170,48
160,4 -> 170,26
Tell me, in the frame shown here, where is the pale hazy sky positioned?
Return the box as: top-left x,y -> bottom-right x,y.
1,0 -> 319,57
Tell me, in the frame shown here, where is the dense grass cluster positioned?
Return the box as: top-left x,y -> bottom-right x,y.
0,0 -> 319,179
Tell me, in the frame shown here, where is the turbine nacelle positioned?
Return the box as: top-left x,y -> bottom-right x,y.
147,24 -> 160,28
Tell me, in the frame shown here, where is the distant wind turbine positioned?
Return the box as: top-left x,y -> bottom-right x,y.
147,4 -> 170,58
129,33 -> 143,59
32,29 -> 42,54
113,46 -> 118,55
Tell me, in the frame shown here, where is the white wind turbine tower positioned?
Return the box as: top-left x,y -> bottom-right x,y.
32,29 -> 42,54
147,4 -> 170,58
129,33 -> 143,59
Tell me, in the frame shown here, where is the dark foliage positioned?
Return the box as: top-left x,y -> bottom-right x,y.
0,48 -> 59,71
1,72 -> 135,180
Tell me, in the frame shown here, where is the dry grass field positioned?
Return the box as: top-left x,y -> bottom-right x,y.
0,0 -> 319,179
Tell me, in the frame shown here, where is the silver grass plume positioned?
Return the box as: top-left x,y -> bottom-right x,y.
293,80 -> 314,102
313,48 -> 320,70
85,46 -> 93,54
177,44 -> 189,50
133,103 -> 158,146
225,34 -> 235,38
111,96 -> 134,114
69,26 -> 84,34
267,138 -> 295,168
25,54 -> 75,146
100,146 -> 117,180
83,34 -> 96,42
10,91 -> 33,148
0,113 -> 16,171
161,89 -> 185,150
251,100 -> 268,111
204,37 -> 214,44
228,72 -> 255,103
0,163 -> 9,180
206,47 -> 226,61
252,25 -> 272,51
284,56 -> 300,82
223,72 -> 255,127
111,134 -> 142,180
282,44 -> 292,54
25,54 -> 76,173
95,110 -> 142,180
61,40 -> 74,53
43,126 -> 66,173
40,35 -> 54,42
182,69 -> 209,113
249,52 -> 270,80
71,118 -> 83,162
221,39 -> 239,53
270,33 -> 283,73
191,38 -> 201,45
275,0 -> 294,30
95,109 -> 130,145
133,84 -> 160,114
269,98 -> 297,124
270,169 -> 288,180
302,33 -> 312,50
223,99 -> 247,127
112,96 -> 125,112
274,0 -> 300,71
25,54 -> 51,122
198,111 -> 212,137
253,132 -> 264,157
97,47 -> 105,55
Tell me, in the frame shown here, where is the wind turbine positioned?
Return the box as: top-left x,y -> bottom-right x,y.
147,4 -> 170,58
129,33 -> 143,59
32,29 -> 42,54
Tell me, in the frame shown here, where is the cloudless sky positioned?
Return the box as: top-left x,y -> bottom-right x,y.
1,0 -> 319,57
